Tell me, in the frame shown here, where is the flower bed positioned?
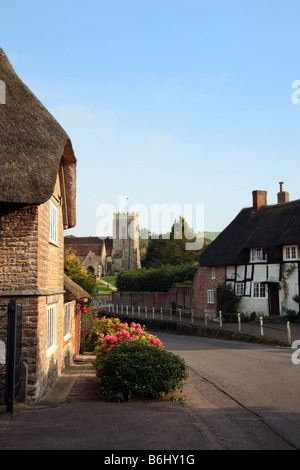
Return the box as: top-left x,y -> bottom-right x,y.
92,316 -> 163,370
87,315 -> 188,402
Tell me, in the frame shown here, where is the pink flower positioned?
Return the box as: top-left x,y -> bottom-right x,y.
104,334 -> 111,341
130,322 -> 136,328
136,327 -> 143,333
98,333 -> 103,337
123,322 -> 128,327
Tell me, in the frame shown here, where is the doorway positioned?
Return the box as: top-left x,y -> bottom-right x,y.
268,283 -> 280,316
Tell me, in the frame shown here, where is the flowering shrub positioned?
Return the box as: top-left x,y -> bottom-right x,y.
92,317 -> 163,371
98,339 -> 188,402
89,316 -> 188,402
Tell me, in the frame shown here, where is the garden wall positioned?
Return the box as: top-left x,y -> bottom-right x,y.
112,284 -> 193,314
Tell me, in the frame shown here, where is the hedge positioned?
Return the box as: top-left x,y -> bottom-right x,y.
115,262 -> 198,292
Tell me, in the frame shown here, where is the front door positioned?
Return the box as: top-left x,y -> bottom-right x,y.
268,283 -> 280,316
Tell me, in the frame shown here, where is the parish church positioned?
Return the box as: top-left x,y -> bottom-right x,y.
65,212 -> 141,277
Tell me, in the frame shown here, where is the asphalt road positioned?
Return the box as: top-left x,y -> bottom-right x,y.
158,332 -> 300,450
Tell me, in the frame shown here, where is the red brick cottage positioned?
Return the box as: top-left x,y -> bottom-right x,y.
0,49 -> 88,401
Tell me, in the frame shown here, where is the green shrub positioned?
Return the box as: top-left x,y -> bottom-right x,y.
97,339 -> 189,402
217,282 -> 241,314
285,309 -> 300,322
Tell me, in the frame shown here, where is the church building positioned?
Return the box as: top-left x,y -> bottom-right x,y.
65,212 -> 141,277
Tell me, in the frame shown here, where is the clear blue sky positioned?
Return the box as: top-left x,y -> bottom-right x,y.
1,0 -> 300,236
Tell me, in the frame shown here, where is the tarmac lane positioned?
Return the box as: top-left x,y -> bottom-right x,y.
1,330 -> 298,452
0,355 -> 221,451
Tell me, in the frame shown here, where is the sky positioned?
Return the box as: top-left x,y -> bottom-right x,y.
1,0 -> 300,237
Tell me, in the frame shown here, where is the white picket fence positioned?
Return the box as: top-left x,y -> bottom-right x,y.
94,302 -> 293,345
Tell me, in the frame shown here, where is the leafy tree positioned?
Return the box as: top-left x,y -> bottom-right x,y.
142,216 -> 207,268
65,248 -> 96,297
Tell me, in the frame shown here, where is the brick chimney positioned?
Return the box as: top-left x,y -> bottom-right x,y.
252,190 -> 267,212
277,182 -> 289,204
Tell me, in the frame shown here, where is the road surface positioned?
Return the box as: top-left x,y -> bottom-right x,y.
158,332 -> 300,450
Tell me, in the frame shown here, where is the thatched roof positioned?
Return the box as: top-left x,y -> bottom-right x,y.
199,199 -> 300,267
0,49 -> 76,227
64,274 -> 90,302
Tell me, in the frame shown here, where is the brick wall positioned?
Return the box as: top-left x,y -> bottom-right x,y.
111,267 -> 226,320
192,265 -> 225,317
112,284 -> 193,314
0,175 -> 79,401
37,177 -> 64,295
0,203 -> 39,295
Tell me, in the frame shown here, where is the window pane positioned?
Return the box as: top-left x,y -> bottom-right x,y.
64,303 -> 71,336
49,201 -> 57,244
207,289 -> 214,303
236,283 -> 244,296
47,306 -> 56,350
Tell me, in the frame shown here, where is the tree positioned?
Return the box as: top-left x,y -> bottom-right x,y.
142,216 -> 207,268
65,248 -> 96,297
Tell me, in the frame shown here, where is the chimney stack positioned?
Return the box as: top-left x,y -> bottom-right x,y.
277,182 -> 289,204
252,190 -> 267,212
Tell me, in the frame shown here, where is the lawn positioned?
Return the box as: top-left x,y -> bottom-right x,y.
96,280 -> 113,295
101,275 -> 117,287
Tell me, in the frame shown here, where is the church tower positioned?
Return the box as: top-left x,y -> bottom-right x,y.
111,212 -> 141,272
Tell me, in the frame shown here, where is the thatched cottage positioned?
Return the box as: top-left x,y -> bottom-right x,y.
0,48 -> 89,401
194,184 -> 300,317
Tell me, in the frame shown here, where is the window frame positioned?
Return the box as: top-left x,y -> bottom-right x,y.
207,289 -> 214,304
250,247 -> 267,263
49,200 -> 58,245
235,283 -> 245,296
64,302 -> 72,339
46,304 -> 56,354
283,245 -> 299,261
253,282 -> 267,298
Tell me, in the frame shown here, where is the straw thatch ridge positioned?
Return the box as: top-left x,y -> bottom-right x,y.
64,274 -> 90,302
0,48 -> 76,227
199,199 -> 300,267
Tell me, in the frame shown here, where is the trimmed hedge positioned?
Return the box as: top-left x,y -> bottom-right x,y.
115,262 -> 198,292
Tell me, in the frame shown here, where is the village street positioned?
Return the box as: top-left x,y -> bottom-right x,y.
0,331 -> 299,451
160,332 -> 300,450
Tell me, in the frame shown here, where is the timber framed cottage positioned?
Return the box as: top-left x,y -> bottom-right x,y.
0,49 -> 89,401
194,184 -> 300,318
